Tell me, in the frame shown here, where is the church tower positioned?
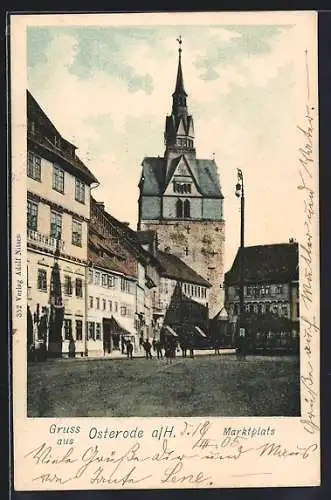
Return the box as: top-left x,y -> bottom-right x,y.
138,37 -> 225,317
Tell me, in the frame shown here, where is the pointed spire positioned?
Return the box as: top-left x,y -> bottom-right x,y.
164,36 -> 195,158
174,35 -> 187,98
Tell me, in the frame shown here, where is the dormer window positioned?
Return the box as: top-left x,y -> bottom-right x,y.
28,120 -> 36,135
54,135 -> 61,148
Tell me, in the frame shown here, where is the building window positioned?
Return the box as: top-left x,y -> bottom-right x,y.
120,305 -> 127,316
89,296 -> 93,309
176,199 -> 183,218
64,319 -> 72,340
282,305 -> 289,318
75,278 -> 83,298
96,298 -> 100,309
276,285 -> 283,295
28,120 -> 36,135
184,199 -> 190,218
108,275 -> 115,288
75,178 -> 85,204
94,271 -> 100,286
174,182 -> 192,194
27,151 -> 41,181
102,299 -> 106,311
72,219 -> 82,247
115,302 -> 118,313
27,200 -> 38,231
109,300 -> 112,312
297,301 -> 300,317
88,269 -> 93,284
88,322 -> 95,340
64,275 -> 72,296
52,165 -> 64,193
37,269 -> 47,291
54,135 -> 61,149
96,323 -> 101,340
50,211 -> 62,239
75,320 -> 83,341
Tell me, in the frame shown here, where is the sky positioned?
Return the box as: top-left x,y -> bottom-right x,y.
27,20 -> 311,271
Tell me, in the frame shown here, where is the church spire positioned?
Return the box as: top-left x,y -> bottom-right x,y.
172,35 -> 188,115
164,36 -> 195,159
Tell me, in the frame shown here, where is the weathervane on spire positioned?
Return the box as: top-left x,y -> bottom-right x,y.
176,35 -> 182,55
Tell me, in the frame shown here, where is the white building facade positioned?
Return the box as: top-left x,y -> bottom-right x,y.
86,267 -> 136,356
27,90 -> 98,357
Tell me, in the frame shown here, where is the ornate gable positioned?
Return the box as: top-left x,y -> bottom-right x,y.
164,156 -> 201,196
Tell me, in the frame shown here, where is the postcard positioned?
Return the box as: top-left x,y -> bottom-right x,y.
10,11 -> 320,490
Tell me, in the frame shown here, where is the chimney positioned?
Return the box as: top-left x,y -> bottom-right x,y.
96,202 -> 105,211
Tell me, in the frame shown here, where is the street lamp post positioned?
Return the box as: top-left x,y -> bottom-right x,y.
235,169 -> 245,343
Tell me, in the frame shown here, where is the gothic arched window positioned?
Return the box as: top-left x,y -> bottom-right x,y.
176,199 -> 183,218
184,199 -> 190,218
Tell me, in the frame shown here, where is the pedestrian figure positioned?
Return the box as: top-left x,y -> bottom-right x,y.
68,336 -> 76,359
144,339 -> 152,359
152,338 -> 157,352
236,333 -> 246,361
165,343 -> 173,364
126,339 -> 133,360
214,339 -> 221,355
139,335 -> 144,351
180,340 -> 187,358
156,340 -> 163,359
120,335 -> 126,354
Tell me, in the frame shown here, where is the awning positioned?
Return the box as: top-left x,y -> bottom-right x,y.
195,326 -> 207,338
165,325 -> 178,337
105,316 -> 133,337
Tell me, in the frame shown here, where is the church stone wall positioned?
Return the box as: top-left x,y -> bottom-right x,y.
140,219 -> 225,318
162,196 -> 202,219
203,198 -> 224,220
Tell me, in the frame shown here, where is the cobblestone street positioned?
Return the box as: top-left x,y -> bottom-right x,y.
28,354 -> 300,418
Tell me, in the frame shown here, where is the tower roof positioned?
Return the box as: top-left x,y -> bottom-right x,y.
173,36 -> 187,98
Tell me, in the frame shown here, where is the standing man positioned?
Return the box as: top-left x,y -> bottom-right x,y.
144,339 -> 152,359
236,331 -> 246,361
156,340 -> 163,359
126,339 -> 133,360
120,335 -> 126,354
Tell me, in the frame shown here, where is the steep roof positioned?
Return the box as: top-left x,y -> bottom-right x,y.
157,250 -> 211,287
173,49 -> 187,98
139,157 -> 165,195
224,242 -> 299,285
140,155 -> 223,198
88,226 -> 137,278
27,90 -> 98,185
